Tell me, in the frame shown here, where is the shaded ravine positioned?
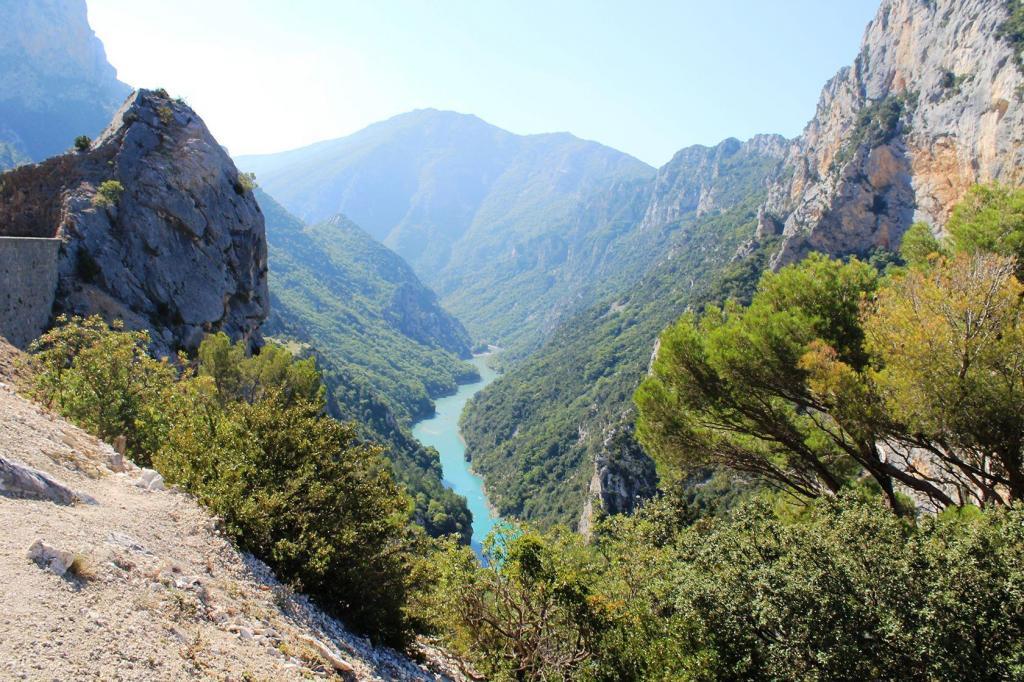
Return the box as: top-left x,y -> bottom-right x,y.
412,354 -> 500,557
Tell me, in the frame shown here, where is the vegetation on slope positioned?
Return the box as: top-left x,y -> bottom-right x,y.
238,110 -> 656,351
459,147 -> 783,527
420,186 -> 1024,680
22,186 -> 1024,678
258,189 -> 473,541
259,188 -> 475,422
638,184 -> 1024,510
26,320 -> 428,646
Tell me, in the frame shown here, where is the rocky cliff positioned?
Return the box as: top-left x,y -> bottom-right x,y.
0,0 -> 131,166
0,89 -> 269,353
763,0 -> 1024,264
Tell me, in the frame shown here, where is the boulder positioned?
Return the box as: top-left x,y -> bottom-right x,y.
134,468 -> 165,492
26,539 -> 74,576
0,456 -> 79,504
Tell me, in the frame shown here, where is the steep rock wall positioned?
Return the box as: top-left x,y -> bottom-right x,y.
763,0 -> 1024,264
0,89 -> 269,354
0,237 -> 60,348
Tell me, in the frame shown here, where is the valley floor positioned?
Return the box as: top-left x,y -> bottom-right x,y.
0,340 -> 469,682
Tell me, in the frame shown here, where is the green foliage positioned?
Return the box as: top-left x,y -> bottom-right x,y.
92,179 -> 125,208
28,317 -> 427,646
197,332 -> 323,407
946,183 -> 1024,277
636,185 -> 1024,510
635,255 -> 880,500
424,525 -> 616,681
258,189 -> 473,542
425,495 -> 1024,680
831,95 -> 906,171
237,171 -> 257,193
460,174 -> 778,527
73,135 -> 91,152
27,315 -> 179,466
865,250 -> 1024,503
899,221 -> 945,266
156,393 -> 418,644
999,0 -> 1024,67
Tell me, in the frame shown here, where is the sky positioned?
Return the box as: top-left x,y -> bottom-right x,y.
87,0 -> 880,167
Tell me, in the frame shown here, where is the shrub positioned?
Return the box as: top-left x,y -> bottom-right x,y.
27,318 -> 424,645
236,171 -> 257,194
156,393 -> 420,645
92,180 -> 125,208
157,106 -> 173,125
27,315 -> 179,466
73,135 -> 91,152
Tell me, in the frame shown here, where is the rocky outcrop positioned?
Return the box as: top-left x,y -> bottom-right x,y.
765,0 -> 1024,265
0,0 -> 131,165
0,89 -> 269,354
0,456 -> 81,505
578,418 -> 658,536
641,134 -> 788,230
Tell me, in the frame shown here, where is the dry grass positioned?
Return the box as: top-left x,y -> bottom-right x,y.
68,553 -> 99,581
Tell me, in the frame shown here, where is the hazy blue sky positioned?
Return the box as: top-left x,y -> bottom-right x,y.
88,0 -> 879,167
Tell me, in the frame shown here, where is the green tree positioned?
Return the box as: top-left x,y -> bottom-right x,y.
864,251 -> 1024,504
899,221 -> 945,267
425,525 -> 614,681
633,254 -> 929,507
946,183 -> 1024,277
197,332 -> 323,407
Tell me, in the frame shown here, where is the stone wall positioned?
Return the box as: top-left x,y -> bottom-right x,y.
0,237 -> 60,348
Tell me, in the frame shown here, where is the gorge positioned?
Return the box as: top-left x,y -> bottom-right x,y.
411,354 -> 501,557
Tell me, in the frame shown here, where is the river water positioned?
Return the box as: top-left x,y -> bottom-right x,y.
412,354 -> 500,557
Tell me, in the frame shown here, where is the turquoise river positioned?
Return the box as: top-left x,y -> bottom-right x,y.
412,354 -> 500,557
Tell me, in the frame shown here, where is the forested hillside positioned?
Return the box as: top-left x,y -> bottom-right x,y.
238,109 -> 655,352
462,0 -> 1024,529
461,137 -> 787,526
258,189 -> 473,541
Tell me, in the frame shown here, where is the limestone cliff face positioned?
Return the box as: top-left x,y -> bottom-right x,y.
642,134 -> 788,230
0,0 -> 131,164
0,89 -> 269,354
764,0 -> 1024,265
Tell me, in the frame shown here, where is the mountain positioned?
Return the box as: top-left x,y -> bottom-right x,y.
460,0 -> 1024,530
237,110 -> 655,351
257,188 -> 473,541
258,188 -> 475,421
0,0 -> 131,167
460,136 -> 788,527
760,0 -> 1024,265
0,88 -> 268,354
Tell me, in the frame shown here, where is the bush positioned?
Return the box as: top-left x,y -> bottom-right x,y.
237,171 -> 257,193
27,315 -> 178,466
27,318 -> 426,646
92,180 -> 125,208
74,135 -> 91,152
426,495 -> 1024,681
156,393 -> 420,645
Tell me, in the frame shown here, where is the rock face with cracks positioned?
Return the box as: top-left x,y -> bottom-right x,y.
760,0 -> 1024,266
0,88 -> 269,354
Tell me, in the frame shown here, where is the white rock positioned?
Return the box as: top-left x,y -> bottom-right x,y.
26,539 -> 74,576
134,469 -> 165,492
